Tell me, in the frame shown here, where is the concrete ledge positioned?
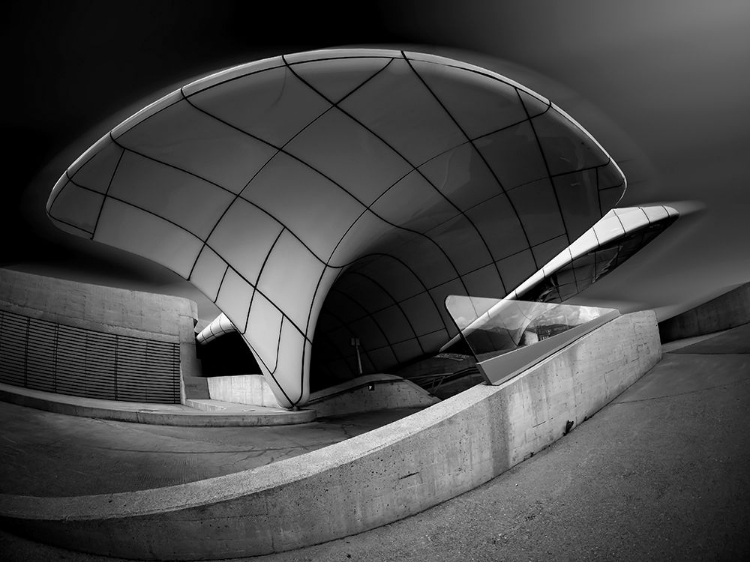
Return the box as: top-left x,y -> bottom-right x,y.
308,374 -> 440,417
206,374 -> 281,407
0,311 -> 660,560
0,383 -> 315,427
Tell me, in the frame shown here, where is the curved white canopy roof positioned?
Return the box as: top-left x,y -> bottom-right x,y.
47,48 -> 625,408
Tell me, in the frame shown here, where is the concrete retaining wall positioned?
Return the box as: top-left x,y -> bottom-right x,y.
308,374 -> 440,417
0,311 -> 660,560
0,268 -> 201,400
659,282 -> 750,342
207,374 -> 281,407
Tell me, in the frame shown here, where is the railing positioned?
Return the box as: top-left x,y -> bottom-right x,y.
0,309 -> 180,404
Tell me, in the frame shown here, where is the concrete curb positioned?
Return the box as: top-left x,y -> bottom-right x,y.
0,384 -> 316,426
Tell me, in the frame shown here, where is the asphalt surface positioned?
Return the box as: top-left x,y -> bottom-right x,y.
0,405 -> 422,496
1,325 -> 749,561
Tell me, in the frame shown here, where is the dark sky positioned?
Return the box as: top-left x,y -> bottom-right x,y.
3,0 -> 750,322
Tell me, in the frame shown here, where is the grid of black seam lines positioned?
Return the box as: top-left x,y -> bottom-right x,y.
0,310 -> 181,403
47,50 -> 626,401
517,212 -> 678,304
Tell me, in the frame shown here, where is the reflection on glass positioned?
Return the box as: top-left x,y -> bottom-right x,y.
518,214 -> 678,304
445,296 -> 617,363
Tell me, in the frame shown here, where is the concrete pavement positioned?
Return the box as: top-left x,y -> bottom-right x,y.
0,405 -> 421,497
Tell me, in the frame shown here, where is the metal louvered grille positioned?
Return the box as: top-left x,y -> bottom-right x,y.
0,310 -> 181,404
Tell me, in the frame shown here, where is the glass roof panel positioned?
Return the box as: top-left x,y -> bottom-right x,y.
290,57 -> 392,103
207,198 -> 284,284
475,121 -> 548,190
117,100 -> 278,194
411,60 -> 527,140
419,142 -> 502,211
284,107 -> 412,206
188,66 -> 331,147
241,151 -> 365,261
339,58 -> 466,166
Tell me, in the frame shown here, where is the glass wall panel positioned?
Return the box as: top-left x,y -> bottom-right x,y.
241,151 -> 365,261
339,58 -> 465,166
95,199 -> 203,278
118,100 -> 278,194
290,57 -> 392,103
285,107 -> 412,206
207,198 -> 283,284
188,66 -> 331,147
412,60 -> 527,140
445,295 -> 617,363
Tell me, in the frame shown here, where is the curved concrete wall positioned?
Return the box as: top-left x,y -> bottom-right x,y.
307,374 -> 439,417
0,268 -> 200,403
660,282 -> 750,342
0,311 -> 660,560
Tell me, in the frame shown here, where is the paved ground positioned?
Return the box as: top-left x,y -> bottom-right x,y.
0,405 -> 422,496
1,325 -> 749,561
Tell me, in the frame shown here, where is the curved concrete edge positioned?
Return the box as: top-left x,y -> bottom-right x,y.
0,384 -> 315,427
0,311 -> 661,560
308,374 -> 440,417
